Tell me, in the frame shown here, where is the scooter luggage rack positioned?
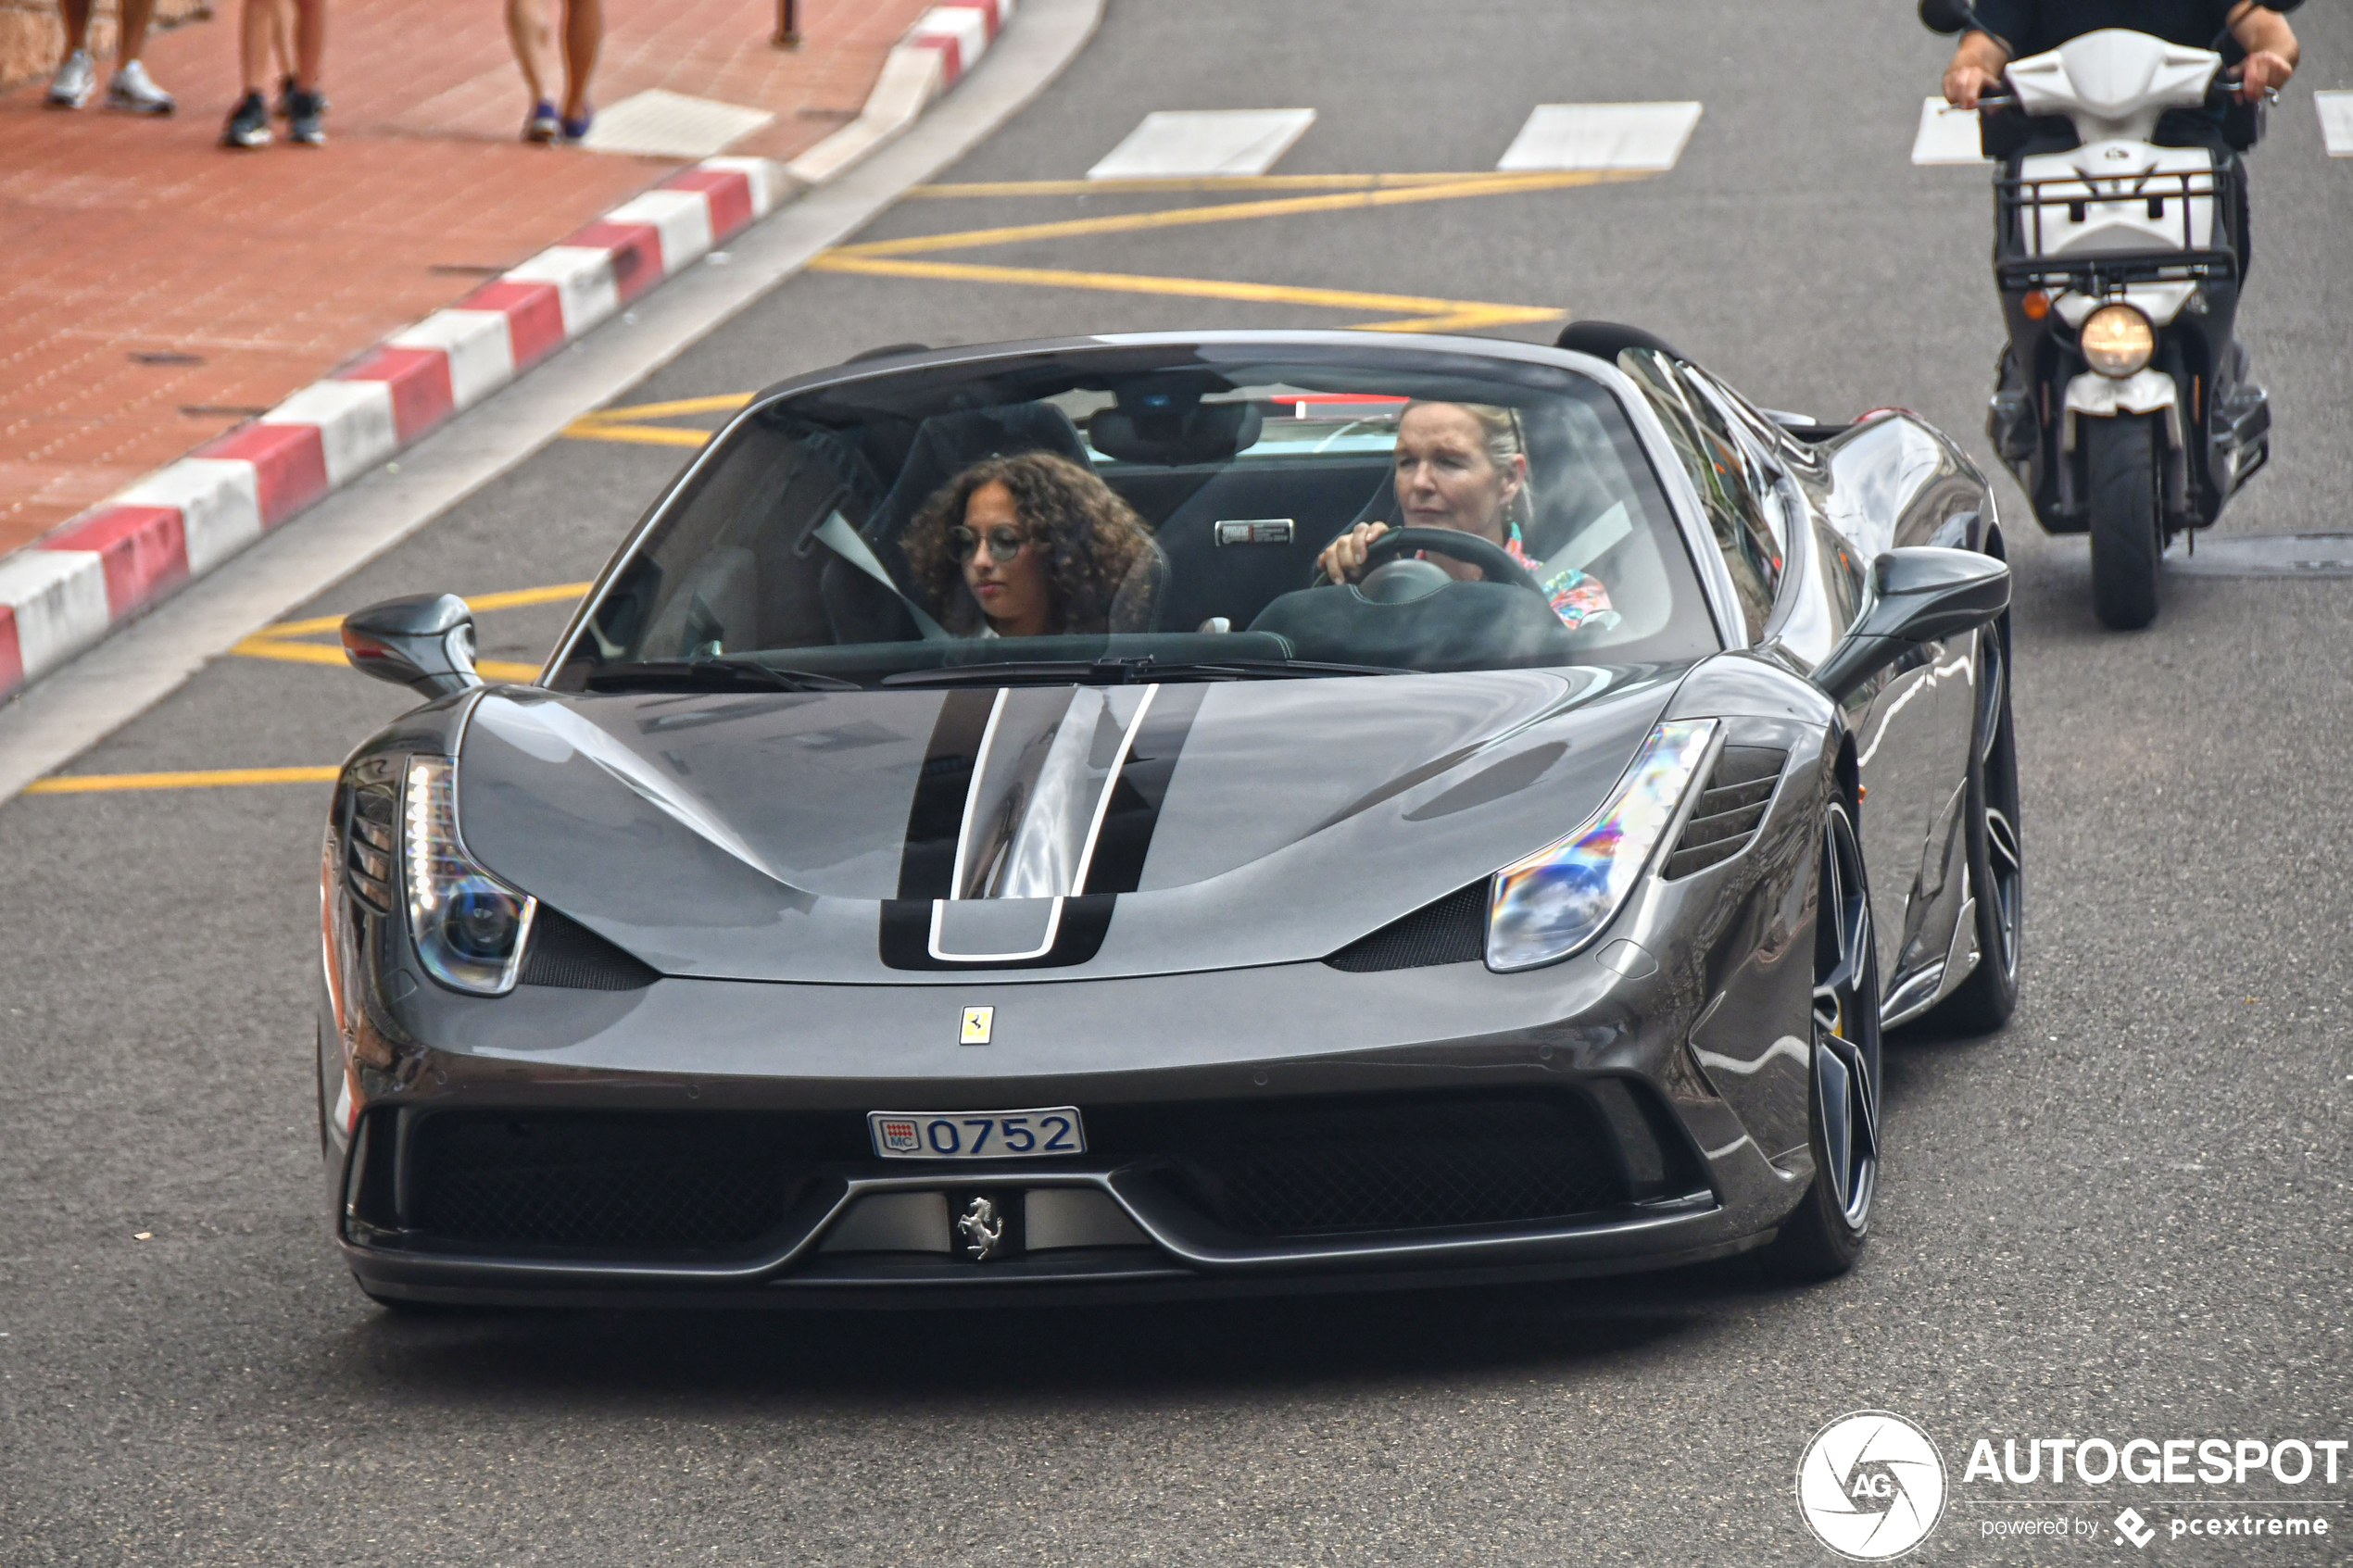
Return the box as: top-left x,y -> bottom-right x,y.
1993,161 -> 2239,294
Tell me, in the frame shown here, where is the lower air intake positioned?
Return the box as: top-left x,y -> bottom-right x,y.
399,1113 -> 856,1254
1131,1094 -> 1632,1237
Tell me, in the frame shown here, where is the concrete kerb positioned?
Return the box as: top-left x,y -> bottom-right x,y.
0,0 -> 1020,704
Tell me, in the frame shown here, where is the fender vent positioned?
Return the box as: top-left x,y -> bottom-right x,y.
522,907 -> 661,990
342,771 -> 398,915
1325,881 -> 1488,972
1662,746 -> 1787,879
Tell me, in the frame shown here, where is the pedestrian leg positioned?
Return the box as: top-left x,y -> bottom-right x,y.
507,0 -> 562,141
560,0 -> 601,140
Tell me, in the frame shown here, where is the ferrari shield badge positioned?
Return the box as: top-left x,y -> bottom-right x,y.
960,1006 -> 993,1045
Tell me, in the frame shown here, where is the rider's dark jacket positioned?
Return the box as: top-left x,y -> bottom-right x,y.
1969,0 -> 2246,57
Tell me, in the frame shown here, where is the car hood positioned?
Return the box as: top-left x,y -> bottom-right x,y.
457,667 -> 1680,984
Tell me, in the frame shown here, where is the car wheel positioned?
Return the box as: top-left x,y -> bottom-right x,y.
1768,798 -> 1882,1281
2087,413 -> 2161,631
1923,616 -> 2022,1034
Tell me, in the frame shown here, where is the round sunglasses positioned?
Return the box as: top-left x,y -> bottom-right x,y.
948,524 -> 1030,564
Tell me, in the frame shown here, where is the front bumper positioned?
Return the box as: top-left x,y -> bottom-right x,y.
331,937 -> 1818,1308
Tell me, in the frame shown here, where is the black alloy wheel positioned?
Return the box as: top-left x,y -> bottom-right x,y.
2086,413 -> 2161,630
1768,799 -> 1883,1280
1925,615 -> 2023,1033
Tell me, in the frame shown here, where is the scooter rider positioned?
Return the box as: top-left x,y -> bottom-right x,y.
1944,3 -> 2299,116
1944,2 -> 2299,279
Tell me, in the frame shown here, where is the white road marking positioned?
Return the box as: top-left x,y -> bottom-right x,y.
1495,102 -> 1703,171
2318,91 -> 2353,157
580,90 -> 775,159
1087,108 -> 1316,179
1911,95 -> 1990,165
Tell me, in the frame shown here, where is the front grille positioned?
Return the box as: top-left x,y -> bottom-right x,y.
522,907 -> 661,990
1661,746 -> 1786,879
1114,1094 -> 1630,1237
397,1112 -> 861,1255
1324,881 -> 1488,971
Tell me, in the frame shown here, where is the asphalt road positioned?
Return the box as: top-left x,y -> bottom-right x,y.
4,1 -> 2350,1562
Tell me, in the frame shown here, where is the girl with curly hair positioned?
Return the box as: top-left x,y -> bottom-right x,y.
903,452 -> 1159,638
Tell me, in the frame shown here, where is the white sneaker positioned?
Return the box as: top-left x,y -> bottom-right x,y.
46,48 -> 95,108
107,59 -> 176,115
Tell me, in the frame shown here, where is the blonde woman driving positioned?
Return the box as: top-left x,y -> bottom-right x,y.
1315,400 -> 1614,631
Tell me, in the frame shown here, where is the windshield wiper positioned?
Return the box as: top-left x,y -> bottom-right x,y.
585,659 -> 861,694
881,656 -> 1407,688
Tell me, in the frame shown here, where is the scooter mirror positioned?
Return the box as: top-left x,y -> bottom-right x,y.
1918,0 -> 1981,36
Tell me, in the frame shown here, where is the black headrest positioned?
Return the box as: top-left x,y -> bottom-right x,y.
1555,320 -> 1687,365
864,401 -> 1093,547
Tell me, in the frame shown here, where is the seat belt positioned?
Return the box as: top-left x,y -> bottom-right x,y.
812,511 -> 950,641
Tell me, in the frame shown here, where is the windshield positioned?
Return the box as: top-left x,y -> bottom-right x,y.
548,346 -> 1720,690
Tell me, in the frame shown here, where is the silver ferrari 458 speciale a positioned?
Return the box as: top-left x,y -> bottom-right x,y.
321,325 -> 2020,1308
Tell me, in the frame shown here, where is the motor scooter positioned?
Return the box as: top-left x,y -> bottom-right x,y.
1919,0 -> 2278,629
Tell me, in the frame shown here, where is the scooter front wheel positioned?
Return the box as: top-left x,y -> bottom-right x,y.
2085,413 -> 2161,631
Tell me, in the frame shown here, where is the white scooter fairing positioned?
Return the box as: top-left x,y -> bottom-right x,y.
2006,31 -> 2223,436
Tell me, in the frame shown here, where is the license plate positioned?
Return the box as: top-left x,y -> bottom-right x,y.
868,1108 -> 1087,1160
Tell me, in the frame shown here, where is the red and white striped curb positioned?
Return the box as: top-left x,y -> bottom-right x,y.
0,0 -> 1017,703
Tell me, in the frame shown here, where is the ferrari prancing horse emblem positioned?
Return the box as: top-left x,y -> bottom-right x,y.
960,1006 -> 993,1045
957,1195 -> 1004,1261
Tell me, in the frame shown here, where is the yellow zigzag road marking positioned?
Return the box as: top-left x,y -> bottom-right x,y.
807,255 -> 1561,333
828,169 -> 1637,259
228,583 -> 592,682
26,766 -> 343,795
907,173 -> 1539,197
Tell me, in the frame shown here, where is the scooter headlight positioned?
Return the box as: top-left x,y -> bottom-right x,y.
403,755 -> 536,996
1485,721 -> 1717,972
2081,304 -> 2154,379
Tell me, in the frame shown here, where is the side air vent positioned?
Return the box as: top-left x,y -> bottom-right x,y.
1325,881 -> 1488,972
1661,746 -> 1788,879
522,908 -> 661,990
343,771 -> 398,915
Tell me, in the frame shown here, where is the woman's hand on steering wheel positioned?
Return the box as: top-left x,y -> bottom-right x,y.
1312,524 -> 1542,593
1315,521 -> 1390,585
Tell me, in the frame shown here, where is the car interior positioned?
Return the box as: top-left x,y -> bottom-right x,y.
556,363 -> 1719,688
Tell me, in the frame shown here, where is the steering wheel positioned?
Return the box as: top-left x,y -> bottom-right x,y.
1311,525 -> 1543,593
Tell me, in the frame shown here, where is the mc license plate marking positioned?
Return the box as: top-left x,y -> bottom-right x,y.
868,1108 -> 1087,1160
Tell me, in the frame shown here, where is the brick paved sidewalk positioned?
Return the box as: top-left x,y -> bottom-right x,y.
0,0 -> 930,558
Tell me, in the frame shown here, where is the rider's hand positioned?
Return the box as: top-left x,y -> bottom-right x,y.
1316,521 -> 1389,583
2237,49 -> 2293,101
1943,62 -> 2002,110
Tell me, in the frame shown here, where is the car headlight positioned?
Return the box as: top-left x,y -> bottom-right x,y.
403,755 -> 536,996
1485,720 -> 1717,972
2080,304 -> 2154,379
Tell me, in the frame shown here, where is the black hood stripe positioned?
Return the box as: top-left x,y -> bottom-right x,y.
897,688 -> 999,899
1078,682 -> 1206,896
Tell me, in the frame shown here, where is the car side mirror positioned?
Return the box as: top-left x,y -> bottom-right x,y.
1812,547 -> 2009,703
1918,0 -> 1982,35
342,594 -> 483,698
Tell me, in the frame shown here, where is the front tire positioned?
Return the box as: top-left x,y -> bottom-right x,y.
1767,799 -> 1883,1281
2086,413 -> 2161,630
1922,617 -> 2022,1033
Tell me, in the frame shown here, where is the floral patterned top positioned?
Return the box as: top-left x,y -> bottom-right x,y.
1502,521 -> 1617,633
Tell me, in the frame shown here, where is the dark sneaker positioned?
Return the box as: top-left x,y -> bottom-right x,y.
524,99 -> 560,143
560,105 -> 593,142
221,91 -> 271,149
287,88 -> 327,145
